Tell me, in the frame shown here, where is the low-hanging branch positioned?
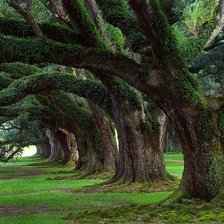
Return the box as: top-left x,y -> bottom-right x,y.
0,18 -> 83,45
0,72 -> 110,109
7,0 -> 44,37
0,104 -> 49,119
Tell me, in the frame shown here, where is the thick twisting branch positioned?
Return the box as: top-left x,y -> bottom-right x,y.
0,72 -> 110,109
0,36 -> 160,96
7,0 -> 43,37
205,0 -> 224,48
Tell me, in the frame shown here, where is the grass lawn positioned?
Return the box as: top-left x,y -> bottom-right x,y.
1,152 -> 207,224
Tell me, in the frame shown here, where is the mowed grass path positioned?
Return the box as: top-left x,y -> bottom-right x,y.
0,153 -> 183,224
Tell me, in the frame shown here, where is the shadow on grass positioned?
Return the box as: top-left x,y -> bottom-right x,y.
25,160 -> 60,167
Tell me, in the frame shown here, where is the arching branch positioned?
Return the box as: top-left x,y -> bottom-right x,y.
0,73 -> 110,109
205,0 -> 224,48
0,18 -> 82,44
128,0 -> 179,65
7,0 -> 43,37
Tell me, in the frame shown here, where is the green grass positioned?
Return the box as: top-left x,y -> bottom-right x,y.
0,215 -> 68,224
166,161 -> 184,178
0,153 -> 184,223
165,152 -> 184,179
164,151 -> 183,161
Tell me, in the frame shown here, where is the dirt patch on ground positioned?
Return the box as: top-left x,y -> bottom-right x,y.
0,167 -> 44,180
0,205 -> 28,216
0,203 -> 64,216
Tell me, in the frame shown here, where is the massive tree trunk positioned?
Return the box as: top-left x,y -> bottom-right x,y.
110,96 -> 169,184
75,131 -> 104,174
85,139 -> 104,174
55,129 -> 78,165
88,102 -> 118,172
161,101 -> 224,201
46,129 -> 62,162
74,68 -> 118,172
36,143 -> 51,158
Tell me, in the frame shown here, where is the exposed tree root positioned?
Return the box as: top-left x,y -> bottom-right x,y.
74,178 -> 178,193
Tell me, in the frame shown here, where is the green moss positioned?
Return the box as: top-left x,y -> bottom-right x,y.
0,72 -> 110,109
169,68 -> 206,107
67,200 -> 224,223
218,108 -> 224,144
206,152 -> 223,199
173,0 -> 218,62
52,90 -> 92,128
0,18 -> 82,44
63,0 -> 108,49
183,0 -> 218,35
97,0 -> 147,51
109,76 -> 142,109
198,108 -> 212,140
174,21 -> 215,63
0,62 -> 41,77
0,72 -> 13,89
105,23 -> 124,53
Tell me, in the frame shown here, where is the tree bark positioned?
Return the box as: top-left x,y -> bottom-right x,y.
161,101 -> 224,201
46,129 -> 62,162
7,0 -> 43,37
36,143 -> 51,158
85,140 -> 104,174
75,132 -> 104,174
110,96 -> 169,184
88,102 -> 118,172
55,129 -> 78,165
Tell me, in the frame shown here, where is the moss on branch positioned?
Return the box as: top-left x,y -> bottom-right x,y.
0,72 -> 14,89
96,0 -> 147,52
173,0 -> 218,63
52,90 -> 93,128
218,108 -> 224,144
62,0 -> 108,49
0,62 -> 41,77
0,36 -> 144,84
0,18 -> 82,44
0,72 -> 110,109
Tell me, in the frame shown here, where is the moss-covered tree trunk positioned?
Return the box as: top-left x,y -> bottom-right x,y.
128,0 -> 224,200
85,140 -> 104,174
75,131 -> 104,174
46,129 -> 62,162
75,134 -> 88,171
88,102 -> 118,172
163,102 -> 224,200
55,129 -> 78,165
36,143 -> 51,158
110,96 -> 169,184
